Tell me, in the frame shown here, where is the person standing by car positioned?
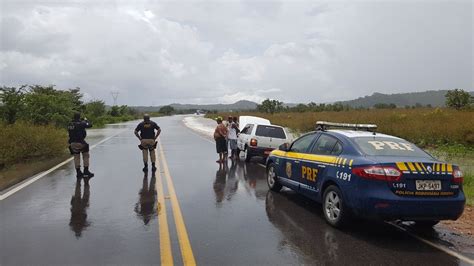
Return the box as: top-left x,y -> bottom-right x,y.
68,112 -> 94,180
232,116 -> 240,157
214,117 -> 228,163
227,117 -> 239,160
224,116 -> 232,156
135,114 -> 161,172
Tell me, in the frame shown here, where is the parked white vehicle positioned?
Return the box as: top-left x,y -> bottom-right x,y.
237,116 -> 291,162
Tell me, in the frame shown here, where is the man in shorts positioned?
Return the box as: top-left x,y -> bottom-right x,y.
214,117 -> 228,163
135,114 -> 161,172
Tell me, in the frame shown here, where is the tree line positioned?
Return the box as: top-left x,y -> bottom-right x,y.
254,89 -> 472,114
0,85 -> 138,127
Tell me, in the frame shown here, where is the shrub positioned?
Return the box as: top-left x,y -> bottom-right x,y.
0,122 -> 67,169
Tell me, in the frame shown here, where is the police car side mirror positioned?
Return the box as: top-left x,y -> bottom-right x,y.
279,143 -> 290,152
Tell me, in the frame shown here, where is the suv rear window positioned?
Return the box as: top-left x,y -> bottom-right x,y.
353,137 -> 431,157
255,125 -> 286,139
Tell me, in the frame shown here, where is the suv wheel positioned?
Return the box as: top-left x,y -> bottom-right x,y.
267,163 -> 282,192
323,185 -> 350,228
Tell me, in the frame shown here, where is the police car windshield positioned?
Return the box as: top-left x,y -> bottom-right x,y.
353,137 -> 431,157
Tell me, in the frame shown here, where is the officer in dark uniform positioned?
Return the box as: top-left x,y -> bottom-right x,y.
68,112 -> 94,180
134,114 -> 161,172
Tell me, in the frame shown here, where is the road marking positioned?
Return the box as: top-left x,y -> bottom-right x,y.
158,140 -> 197,266
155,150 -> 174,266
389,222 -> 474,265
0,130 -> 127,201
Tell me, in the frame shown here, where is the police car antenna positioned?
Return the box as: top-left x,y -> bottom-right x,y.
315,121 -> 377,134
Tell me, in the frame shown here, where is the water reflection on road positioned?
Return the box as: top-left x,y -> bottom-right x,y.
212,160 -> 268,205
134,173 -> 157,225
69,181 -> 90,238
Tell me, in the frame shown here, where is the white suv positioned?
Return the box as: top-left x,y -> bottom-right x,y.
237,116 -> 291,162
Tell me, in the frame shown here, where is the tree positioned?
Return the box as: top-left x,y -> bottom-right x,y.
257,99 -> 284,114
159,105 -> 175,115
373,103 -> 396,109
85,100 -> 106,119
109,106 -> 120,117
0,86 -> 26,124
293,103 -> 308,113
23,85 -> 81,126
445,89 -> 471,110
119,105 -> 130,116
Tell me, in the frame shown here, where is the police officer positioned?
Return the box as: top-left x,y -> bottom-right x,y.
135,114 -> 161,172
68,112 -> 94,179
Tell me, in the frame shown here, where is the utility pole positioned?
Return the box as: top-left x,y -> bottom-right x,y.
111,91 -> 119,106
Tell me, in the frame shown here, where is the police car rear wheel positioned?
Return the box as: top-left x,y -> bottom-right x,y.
323,185 -> 348,227
267,163 -> 282,192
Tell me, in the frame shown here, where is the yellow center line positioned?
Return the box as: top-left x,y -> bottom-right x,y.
158,140 -> 197,266
155,150 -> 174,266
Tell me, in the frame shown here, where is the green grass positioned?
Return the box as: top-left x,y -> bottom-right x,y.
464,173 -> 474,206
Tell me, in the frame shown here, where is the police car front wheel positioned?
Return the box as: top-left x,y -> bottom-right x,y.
267,163 -> 282,192
323,185 -> 349,228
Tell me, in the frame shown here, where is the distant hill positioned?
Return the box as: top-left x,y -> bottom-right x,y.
130,90 -> 473,112
170,100 -> 257,111
337,90 -> 474,108
131,100 -> 258,112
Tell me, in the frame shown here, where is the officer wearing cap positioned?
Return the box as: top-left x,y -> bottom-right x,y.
135,114 -> 161,172
68,112 -> 94,180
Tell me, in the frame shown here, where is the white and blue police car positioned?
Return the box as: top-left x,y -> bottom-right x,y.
266,121 -> 465,228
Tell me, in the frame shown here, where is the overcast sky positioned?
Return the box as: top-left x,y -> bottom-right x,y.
1,0 -> 472,106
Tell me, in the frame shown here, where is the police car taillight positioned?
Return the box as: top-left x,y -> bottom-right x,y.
452,169 -> 464,184
352,166 -> 401,182
250,138 -> 258,147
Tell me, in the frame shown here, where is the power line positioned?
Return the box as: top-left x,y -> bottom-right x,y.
111,91 -> 119,106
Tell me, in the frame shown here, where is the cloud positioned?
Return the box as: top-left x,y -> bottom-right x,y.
0,0 -> 471,105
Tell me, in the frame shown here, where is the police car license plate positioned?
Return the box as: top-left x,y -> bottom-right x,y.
416,180 -> 441,191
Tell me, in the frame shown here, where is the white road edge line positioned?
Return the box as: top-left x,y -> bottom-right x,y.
389,222 -> 474,265
0,130 -> 126,201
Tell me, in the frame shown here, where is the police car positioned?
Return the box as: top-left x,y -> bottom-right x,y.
266,121 -> 466,228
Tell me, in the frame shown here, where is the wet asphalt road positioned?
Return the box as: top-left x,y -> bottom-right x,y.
0,116 -> 471,265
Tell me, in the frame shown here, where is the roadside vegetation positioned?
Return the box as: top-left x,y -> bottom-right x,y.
207,89 -> 474,204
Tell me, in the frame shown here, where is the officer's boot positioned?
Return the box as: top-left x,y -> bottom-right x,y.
143,162 -> 148,172
151,162 -> 157,172
83,167 -> 95,178
76,168 -> 83,179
